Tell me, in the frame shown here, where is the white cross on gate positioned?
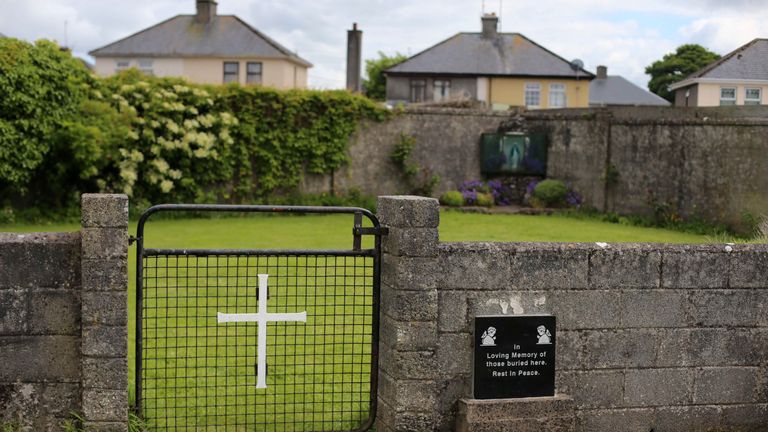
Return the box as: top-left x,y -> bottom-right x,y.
217,274 -> 307,389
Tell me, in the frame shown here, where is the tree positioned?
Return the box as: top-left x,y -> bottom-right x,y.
646,44 -> 720,102
362,51 -> 407,101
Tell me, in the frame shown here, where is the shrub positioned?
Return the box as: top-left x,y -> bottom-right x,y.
533,179 -> 568,207
440,190 -> 464,207
476,192 -> 495,207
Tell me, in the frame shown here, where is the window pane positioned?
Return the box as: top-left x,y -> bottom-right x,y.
720,88 -> 736,98
224,62 -> 239,73
410,79 -> 426,103
549,84 -> 567,108
525,83 -> 541,107
247,62 -> 262,73
745,88 -> 761,105
433,79 -> 451,102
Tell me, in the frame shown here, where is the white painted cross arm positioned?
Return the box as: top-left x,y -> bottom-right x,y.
217,274 -> 307,389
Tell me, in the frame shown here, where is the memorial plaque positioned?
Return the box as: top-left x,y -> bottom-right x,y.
473,315 -> 556,399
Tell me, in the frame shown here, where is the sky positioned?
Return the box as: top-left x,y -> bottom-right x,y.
1,0 -> 766,89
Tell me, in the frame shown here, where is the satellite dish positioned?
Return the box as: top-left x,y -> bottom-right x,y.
570,59 -> 584,71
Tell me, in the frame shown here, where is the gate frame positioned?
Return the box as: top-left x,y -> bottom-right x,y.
134,204 -> 386,431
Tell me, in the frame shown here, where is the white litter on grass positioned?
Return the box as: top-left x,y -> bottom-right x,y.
596,242 -> 609,249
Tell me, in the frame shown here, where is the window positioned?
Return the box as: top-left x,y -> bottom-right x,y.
223,62 -> 240,84
720,87 -> 736,106
525,83 -> 541,107
115,60 -> 130,72
433,79 -> 451,102
138,59 -> 154,76
549,83 -> 567,108
247,62 -> 262,85
410,79 -> 426,103
745,88 -> 762,105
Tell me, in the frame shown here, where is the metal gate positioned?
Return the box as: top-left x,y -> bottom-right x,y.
134,205 -> 384,431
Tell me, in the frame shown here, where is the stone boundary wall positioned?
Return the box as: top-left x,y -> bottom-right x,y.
376,195 -> 768,432
306,106 -> 768,231
0,194 -> 128,431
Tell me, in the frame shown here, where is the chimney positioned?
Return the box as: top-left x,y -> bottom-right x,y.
596,65 -> 608,80
346,23 -> 363,93
481,13 -> 499,39
196,0 -> 218,24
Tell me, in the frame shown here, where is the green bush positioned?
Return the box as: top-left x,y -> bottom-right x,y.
0,48 -> 390,214
0,38 -> 94,193
476,192 -> 495,207
440,190 -> 464,207
533,179 -> 568,207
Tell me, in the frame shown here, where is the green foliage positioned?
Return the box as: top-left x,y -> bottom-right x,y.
390,133 -> 440,196
0,420 -> 20,432
560,206 -> 737,239
602,163 -> 620,187
0,38 -> 93,190
476,192 -> 495,207
0,48 -> 389,213
129,412 -> 149,432
362,51 -> 408,101
220,86 -> 388,199
60,412 -> 86,432
533,179 -> 568,207
645,44 -> 720,102
440,190 -> 465,207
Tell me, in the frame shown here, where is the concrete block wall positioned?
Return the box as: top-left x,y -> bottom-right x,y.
0,194 -> 128,431
377,195 -> 768,432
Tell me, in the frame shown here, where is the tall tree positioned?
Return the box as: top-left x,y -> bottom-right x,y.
362,51 -> 407,101
646,44 -> 720,102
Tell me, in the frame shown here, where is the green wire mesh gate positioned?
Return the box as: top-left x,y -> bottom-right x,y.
134,205 -> 384,431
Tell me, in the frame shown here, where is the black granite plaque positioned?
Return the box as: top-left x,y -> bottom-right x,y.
473,314 -> 556,399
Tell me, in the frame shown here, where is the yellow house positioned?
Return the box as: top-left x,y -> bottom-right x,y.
384,14 -> 593,108
89,0 -> 312,88
670,39 -> 768,107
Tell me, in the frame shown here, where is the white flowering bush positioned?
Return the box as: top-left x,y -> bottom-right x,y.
104,71 -> 236,203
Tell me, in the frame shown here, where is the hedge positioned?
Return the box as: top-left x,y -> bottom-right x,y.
0,38 -> 389,213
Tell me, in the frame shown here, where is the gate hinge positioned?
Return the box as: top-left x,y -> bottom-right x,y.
128,236 -> 138,245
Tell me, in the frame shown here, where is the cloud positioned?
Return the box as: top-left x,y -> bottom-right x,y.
1,0 -> 765,89
681,16 -> 763,54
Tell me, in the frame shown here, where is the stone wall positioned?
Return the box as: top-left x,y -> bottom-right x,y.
314,106 -> 768,231
0,194 -> 128,431
376,195 -> 768,432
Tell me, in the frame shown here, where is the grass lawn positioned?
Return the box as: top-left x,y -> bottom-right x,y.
1,211 -> 715,430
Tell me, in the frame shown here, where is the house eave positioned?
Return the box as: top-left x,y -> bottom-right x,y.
670,77 -> 768,91
385,71 -> 594,81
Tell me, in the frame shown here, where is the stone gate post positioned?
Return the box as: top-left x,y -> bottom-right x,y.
80,194 -> 129,431
376,196 -> 442,432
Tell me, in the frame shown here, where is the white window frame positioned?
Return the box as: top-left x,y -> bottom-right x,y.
138,59 -> 154,76
433,79 -> 451,102
223,61 -> 240,84
719,87 -> 736,106
115,60 -> 130,72
549,83 -> 567,108
246,62 -> 263,85
524,83 -> 541,108
745,88 -> 762,105
410,79 -> 426,103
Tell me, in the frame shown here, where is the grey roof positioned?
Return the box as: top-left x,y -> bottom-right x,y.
590,75 -> 670,107
671,39 -> 768,90
385,33 -> 593,78
89,15 -> 311,67
0,33 -> 6,38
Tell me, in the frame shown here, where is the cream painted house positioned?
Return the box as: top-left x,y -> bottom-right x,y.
384,15 -> 594,108
670,39 -> 768,107
89,0 -> 311,88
